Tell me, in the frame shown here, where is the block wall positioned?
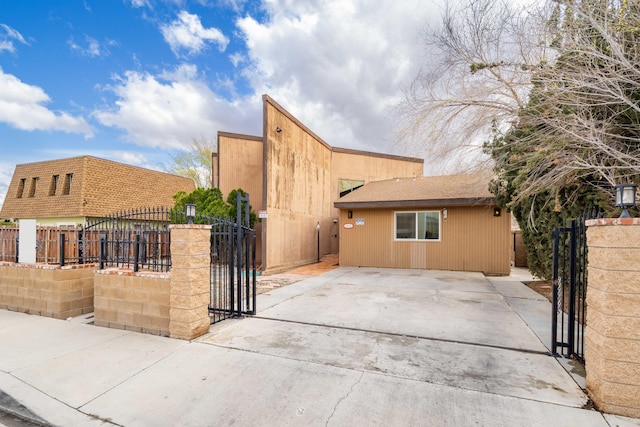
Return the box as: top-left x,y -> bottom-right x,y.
0,263 -> 94,319
585,218 -> 640,418
93,270 -> 171,336
168,225 -> 211,340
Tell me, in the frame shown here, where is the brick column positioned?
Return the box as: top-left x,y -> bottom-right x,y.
169,225 -> 211,340
585,218 -> 640,418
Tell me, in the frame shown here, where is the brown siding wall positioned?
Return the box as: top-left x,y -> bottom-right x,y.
263,99 -> 333,272
218,134 -> 264,265
217,134 -> 264,210
339,206 -> 511,275
259,97 -> 425,273
331,151 -> 424,254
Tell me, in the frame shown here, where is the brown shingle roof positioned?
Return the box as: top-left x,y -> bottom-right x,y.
334,173 -> 495,209
0,156 -> 195,219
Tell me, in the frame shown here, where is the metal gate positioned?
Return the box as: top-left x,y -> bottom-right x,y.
208,193 -> 257,324
550,209 -> 603,363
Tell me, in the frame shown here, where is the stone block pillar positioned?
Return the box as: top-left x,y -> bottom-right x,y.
585,218 -> 640,418
169,225 -> 211,340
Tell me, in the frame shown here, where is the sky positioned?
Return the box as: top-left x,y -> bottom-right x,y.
0,0 -> 443,206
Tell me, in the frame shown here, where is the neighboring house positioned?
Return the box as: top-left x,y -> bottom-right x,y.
0,156 -> 195,225
334,174 -> 511,275
214,95 -> 425,273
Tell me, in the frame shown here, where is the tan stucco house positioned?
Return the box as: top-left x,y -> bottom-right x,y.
0,156 -> 195,226
334,174 -> 511,275
214,95 -> 425,273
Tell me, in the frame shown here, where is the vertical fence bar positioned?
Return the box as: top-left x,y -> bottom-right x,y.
228,222 -> 235,317
236,193 -> 243,317
250,230 -> 256,315
99,234 -> 105,270
59,234 -> 65,267
567,219 -> 577,358
133,234 -> 140,273
551,227 -> 559,356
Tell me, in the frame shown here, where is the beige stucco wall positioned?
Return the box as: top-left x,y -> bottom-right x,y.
338,205 -> 511,275
28,217 -> 85,226
585,218 -> 640,418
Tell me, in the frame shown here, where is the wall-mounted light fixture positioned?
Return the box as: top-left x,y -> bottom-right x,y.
348,210 -> 353,219
615,183 -> 637,218
185,203 -> 196,224
493,207 -> 501,217
442,208 -> 447,220
276,127 -> 282,133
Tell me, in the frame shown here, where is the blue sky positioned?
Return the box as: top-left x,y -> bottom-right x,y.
0,0 -> 441,205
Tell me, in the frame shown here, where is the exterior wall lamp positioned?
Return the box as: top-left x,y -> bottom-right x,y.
615,183 -> 637,218
185,203 -> 196,224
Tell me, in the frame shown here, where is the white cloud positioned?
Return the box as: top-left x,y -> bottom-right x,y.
129,0 -> 151,8
0,68 -> 94,137
160,11 -> 229,56
93,64 -> 261,149
234,0 -> 437,153
0,161 -> 13,209
68,35 -> 114,57
0,24 -> 28,53
229,52 -> 244,67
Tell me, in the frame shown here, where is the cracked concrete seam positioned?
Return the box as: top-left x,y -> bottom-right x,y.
325,371 -> 365,427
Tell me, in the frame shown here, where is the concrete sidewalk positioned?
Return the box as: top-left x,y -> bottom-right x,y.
0,267 -> 639,426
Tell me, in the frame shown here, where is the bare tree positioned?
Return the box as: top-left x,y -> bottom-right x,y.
164,138 -> 216,188
492,1 -> 640,203
397,0 -> 552,173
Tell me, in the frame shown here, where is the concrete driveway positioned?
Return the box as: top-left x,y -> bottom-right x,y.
1,267 -> 638,426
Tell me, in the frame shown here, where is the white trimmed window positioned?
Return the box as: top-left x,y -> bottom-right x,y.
395,211 -> 440,241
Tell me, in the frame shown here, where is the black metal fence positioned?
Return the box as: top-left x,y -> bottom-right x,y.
209,193 -> 256,324
83,207 -> 229,272
0,208 -> 194,270
551,208 -> 604,363
84,208 -> 181,272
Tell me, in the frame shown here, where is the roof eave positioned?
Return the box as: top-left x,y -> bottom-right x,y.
334,197 -> 496,209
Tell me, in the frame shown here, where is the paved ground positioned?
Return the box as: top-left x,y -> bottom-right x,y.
1,265 -> 639,426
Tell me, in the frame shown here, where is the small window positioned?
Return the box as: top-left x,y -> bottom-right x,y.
16,178 -> 26,198
395,211 -> 441,241
49,175 -> 59,196
339,179 -> 364,198
63,173 -> 73,195
28,177 -> 39,198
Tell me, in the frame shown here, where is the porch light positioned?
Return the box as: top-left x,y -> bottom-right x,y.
615,183 -> 637,218
185,203 -> 196,224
